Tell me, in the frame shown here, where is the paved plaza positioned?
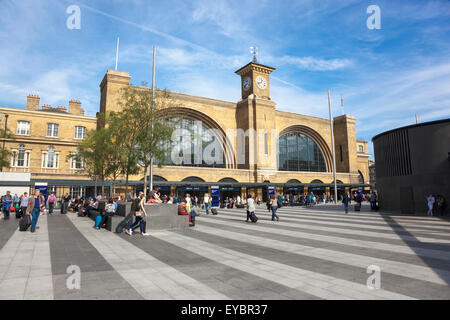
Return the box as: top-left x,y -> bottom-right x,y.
0,204 -> 449,300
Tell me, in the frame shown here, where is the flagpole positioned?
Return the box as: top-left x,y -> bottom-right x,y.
328,89 -> 338,204
115,37 -> 120,70
149,46 -> 156,194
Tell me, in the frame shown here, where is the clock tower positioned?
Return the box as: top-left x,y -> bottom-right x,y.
235,62 -> 275,100
235,60 -> 278,182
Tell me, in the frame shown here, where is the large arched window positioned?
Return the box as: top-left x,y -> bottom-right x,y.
278,132 -> 326,172
160,116 -> 226,168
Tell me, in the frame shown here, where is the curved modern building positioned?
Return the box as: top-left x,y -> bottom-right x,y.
372,119 -> 450,214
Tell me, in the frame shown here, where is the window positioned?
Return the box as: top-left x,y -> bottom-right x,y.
42,146 -> 59,169
11,144 -> 30,168
16,121 -> 30,135
47,123 -> 59,137
264,132 -> 268,155
70,186 -> 84,198
358,145 -> 364,153
70,153 -> 85,170
75,126 -> 86,139
278,132 -> 326,172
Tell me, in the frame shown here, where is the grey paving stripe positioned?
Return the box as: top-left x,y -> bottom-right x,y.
198,219 -> 450,271
0,217 -> 19,251
210,212 -> 450,252
279,207 -> 450,225
249,210 -> 450,240
249,207 -> 450,232
154,230 -> 414,300
179,225 -> 450,299
258,208 -> 450,234
47,214 -> 143,300
117,231 -> 319,300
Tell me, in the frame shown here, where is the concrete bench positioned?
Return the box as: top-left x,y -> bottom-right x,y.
88,203 -> 189,232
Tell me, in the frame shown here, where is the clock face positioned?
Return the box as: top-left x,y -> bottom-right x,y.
256,76 -> 267,89
243,77 -> 251,91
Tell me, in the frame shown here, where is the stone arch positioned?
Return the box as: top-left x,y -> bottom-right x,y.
310,179 -> 324,184
279,125 -> 333,172
287,179 -> 301,184
218,177 -> 239,183
182,176 -> 205,183
358,171 -> 364,184
157,107 -> 236,169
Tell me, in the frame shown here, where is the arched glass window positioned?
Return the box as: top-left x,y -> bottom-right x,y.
358,171 -> 364,184
17,144 -> 25,167
160,116 -> 226,168
278,132 -> 326,172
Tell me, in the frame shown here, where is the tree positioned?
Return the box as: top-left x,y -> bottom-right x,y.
73,124 -> 111,195
118,83 -> 176,198
0,128 -> 15,172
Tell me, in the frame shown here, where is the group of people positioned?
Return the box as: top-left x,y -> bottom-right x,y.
0,190 -> 50,232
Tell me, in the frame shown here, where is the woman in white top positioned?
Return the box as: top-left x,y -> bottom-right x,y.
203,193 -> 211,215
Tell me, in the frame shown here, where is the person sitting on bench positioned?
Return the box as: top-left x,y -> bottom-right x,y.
95,198 -> 116,230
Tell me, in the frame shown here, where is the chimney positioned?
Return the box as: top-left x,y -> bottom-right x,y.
42,104 -> 52,110
69,99 -> 84,116
26,94 -> 40,110
56,106 -> 67,112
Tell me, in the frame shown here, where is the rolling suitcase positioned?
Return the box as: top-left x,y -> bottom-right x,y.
211,208 -> 218,215
249,212 -> 258,223
354,203 -> 361,211
115,212 -> 134,233
19,215 -> 31,232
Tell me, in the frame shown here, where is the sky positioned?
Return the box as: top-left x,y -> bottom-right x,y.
0,0 -> 449,158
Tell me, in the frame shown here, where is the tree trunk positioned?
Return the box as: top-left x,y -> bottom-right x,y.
94,176 -> 98,197
143,164 -> 148,200
101,173 -> 105,196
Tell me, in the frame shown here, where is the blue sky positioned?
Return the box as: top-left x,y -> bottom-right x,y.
1,0 -> 449,157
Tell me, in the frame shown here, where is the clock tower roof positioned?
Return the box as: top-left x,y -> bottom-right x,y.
235,61 -> 276,76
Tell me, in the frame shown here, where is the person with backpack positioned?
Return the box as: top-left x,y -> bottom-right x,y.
270,195 -> 280,221
47,192 -> 56,215
125,192 -> 149,236
26,190 -> 44,233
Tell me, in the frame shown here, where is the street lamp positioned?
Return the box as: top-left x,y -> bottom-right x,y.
1,113 -> 8,150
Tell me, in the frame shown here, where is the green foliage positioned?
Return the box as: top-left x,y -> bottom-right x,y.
0,127 -> 15,171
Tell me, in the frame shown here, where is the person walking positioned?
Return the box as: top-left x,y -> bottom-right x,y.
62,193 -> 71,214
26,190 -> 44,233
125,192 -> 149,236
246,194 -> 256,222
203,193 -> 211,215
342,192 -> 350,214
270,195 -> 280,221
436,195 -> 446,216
47,192 -> 56,215
369,192 -> 377,210
1,191 -> 13,220
19,192 -> 29,218
426,194 -> 435,216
